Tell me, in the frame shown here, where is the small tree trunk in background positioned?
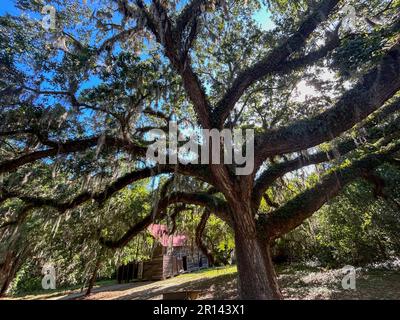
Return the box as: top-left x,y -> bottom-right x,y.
85,249 -> 104,296
195,210 -> 215,266
231,200 -> 283,300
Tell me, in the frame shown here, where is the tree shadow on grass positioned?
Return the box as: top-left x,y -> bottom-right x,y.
113,272 -> 238,300
59,281 -> 158,300
57,267 -> 400,300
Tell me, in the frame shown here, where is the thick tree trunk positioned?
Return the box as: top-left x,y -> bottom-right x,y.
0,272 -> 14,297
0,250 -> 25,297
231,200 -> 283,300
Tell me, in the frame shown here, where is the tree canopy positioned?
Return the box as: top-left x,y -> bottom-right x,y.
1,0 -> 399,299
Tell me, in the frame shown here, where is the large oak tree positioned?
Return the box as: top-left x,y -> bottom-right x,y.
1,0 -> 400,299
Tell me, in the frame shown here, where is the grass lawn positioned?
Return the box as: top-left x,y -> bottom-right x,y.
2,265 -> 399,300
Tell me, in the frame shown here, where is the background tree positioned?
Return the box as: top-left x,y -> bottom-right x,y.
271,163 -> 400,266
1,0 -> 399,299
2,181 -> 156,296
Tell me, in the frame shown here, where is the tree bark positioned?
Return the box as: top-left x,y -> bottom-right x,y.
0,252 -> 14,297
195,210 -> 216,266
230,200 -> 282,300
0,249 -> 26,297
85,250 -> 103,296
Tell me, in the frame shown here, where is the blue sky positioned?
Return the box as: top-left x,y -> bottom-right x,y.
254,7 -> 275,31
0,0 -> 19,15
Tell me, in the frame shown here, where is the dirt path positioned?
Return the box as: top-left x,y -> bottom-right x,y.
5,265 -> 400,300
52,267 -> 238,300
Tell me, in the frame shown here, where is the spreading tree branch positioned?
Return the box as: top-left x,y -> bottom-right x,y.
212,0 -> 340,127
254,41 -> 400,168
0,136 -> 147,174
0,164 -> 212,214
260,143 -> 400,240
253,100 -> 400,205
195,209 -> 215,266
100,191 -> 230,248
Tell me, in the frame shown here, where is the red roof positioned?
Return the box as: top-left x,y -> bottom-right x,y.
148,224 -> 187,247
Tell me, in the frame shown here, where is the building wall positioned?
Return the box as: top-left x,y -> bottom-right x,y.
142,245 -> 164,280
118,243 -> 210,282
167,246 -> 209,272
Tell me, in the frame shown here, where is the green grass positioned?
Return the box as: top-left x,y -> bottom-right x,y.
179,266 -> 237,279
4,265 -> 400,300
5,268 -> 237,299
8,279 -> 118,300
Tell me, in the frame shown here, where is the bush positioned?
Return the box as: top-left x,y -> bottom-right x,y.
9,262 -> 42,295
274,169 -> 400,267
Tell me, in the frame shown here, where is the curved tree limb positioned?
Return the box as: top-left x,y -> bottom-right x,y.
0,135 -> 147,174
195,209 -> 215,266
254,41 -> 400,168
252,102 -> 400,206
100,191 -> 230,249
131,0 -> 212,128
259,142 -> 400,241
213,0 -> 340,127
0,163 -> 213,214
